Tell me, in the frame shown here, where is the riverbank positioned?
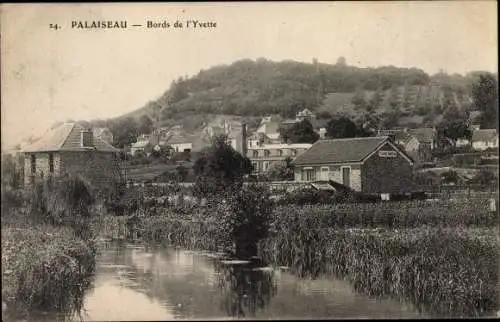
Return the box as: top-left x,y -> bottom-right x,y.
100,197 -> 499,318
1,223 -> 97,319
1,179 -> 98,320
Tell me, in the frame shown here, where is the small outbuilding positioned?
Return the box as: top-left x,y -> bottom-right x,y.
21,123 -> 122,191
292,136 -> 415,194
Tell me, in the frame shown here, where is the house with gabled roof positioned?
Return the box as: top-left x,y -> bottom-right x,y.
21,123 -> 122,190
400,127 -> 438,164
471,129 -> 498,151
292,136 -> 414,194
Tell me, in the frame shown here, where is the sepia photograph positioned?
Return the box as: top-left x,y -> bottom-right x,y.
1,1 -> 499,321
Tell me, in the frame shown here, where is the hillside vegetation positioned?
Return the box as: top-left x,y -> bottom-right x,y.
81,58 -> 497,148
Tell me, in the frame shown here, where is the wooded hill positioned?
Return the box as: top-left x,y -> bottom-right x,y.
84,58 -> 497,148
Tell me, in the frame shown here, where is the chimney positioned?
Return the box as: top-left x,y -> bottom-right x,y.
81,129 -> 94,147
242,123 -> 248,156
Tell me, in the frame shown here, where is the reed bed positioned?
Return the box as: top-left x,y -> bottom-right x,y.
100,208 -> 227,252
260,210 -> 499,317
1,225 -> 97,318
273,198 -> 497,228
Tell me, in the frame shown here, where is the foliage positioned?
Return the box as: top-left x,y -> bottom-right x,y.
82,60 -> 491,150
1,225 -> 96,318
265,157 -> 294,181
260,212 -> 499,317
472,73 -> 499,130
279,119 -> 319,144
271,200 -> 497,229
437,120 -> 472,147
326,117 -> 358,138
29,175 -> 95,238
192,134 -> 252,197
220,184 -> 275,258
1,154 -> 23,190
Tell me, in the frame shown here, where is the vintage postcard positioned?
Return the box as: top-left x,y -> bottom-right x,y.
1,1 -> 498,321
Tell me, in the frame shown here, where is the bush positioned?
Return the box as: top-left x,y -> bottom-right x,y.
29,175 -> 95,238
1,225 -> 96,318
223,184 -> 275,258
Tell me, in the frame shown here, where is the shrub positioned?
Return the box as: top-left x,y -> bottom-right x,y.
29,175 -> 95,238
1,225 -> 96,318
223,184 -> 275,258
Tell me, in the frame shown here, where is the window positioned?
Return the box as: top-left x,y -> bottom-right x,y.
49,153 -> 54,173
305,168 -> 315,181
253,150 -> 258,158
264,150 -> 270,157
30,154 -> 36,173
292,149 -> 297,157
252,162 -> 258,172
278,149 -> 283,156
263,162 -> 269,172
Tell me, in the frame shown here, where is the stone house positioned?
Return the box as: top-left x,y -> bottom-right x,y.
130,140 -> 152,156
471,129 -> 498,151
292,136 -> 414,194
21,123 -> 122,191
247,132 -> 272,149
165,135 -> 193,152
248,143 -> 312,174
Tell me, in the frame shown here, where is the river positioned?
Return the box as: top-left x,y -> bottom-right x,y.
8,241 -> 427,321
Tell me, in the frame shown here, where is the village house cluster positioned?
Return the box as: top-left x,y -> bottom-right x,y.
14,106 -> 499,194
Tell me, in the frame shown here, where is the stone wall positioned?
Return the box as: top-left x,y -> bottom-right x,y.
361,143 -> 414,194
23,152 -> 61,186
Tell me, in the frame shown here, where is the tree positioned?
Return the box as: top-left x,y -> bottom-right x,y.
266,157 -> 294,181
351,89 -> 366,110
336,56 -> 347,66
472,73 -> 498,130
137,115 -> 153,135
437,120 -> 472,148
280,120 -> 319,144
316,111 -> 332,120
192,134 -> 253,197
326,117 -> 358,138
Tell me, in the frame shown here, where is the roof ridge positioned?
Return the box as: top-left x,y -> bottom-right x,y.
317,136 -> 388,143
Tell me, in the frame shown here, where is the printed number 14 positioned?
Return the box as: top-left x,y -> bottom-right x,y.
49,24 -> 60,30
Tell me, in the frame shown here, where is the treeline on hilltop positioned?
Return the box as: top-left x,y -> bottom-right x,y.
75,58 -> 497,149
159,58 -> 432,119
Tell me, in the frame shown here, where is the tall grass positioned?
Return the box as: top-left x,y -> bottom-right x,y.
1,175 -> 98,319
1,225 -> 97,319
259,207 -> 499,317
272,199 -> 497,228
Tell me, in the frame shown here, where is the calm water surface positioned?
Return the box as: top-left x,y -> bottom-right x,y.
9,241 -> 427,321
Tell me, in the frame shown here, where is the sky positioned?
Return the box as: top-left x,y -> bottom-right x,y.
1,1 -> 498,149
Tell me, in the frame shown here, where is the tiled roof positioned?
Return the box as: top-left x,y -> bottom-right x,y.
472,129 -> 498,143
22,123 -> 119,153
293,136 -> 390,165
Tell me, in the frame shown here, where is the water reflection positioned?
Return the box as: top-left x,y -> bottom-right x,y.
214,262 -> 277,317
4,241 -> 425,321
